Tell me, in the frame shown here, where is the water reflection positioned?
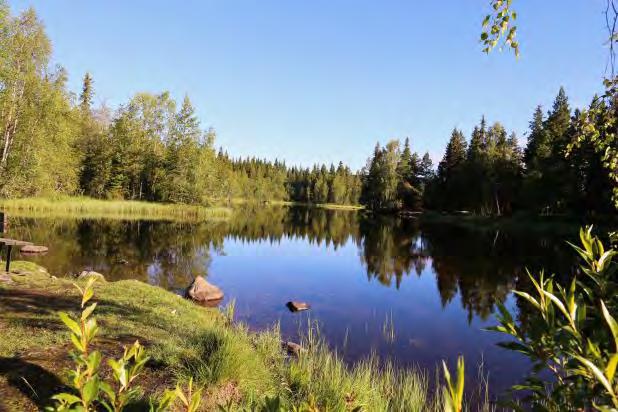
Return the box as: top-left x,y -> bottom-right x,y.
9,206 -> 583,395
11,206 -> 579,321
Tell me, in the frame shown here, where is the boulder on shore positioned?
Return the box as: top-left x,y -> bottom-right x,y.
186,276 -> 224,303
286,301 -> 310,312
78,270 -> 105,281
20,245 -> 49,254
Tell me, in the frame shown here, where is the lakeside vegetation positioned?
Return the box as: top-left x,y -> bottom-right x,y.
0,196 -> 231,221
0,264 -> 454,411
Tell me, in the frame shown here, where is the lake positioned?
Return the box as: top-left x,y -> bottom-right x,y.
8,206 -> 583,398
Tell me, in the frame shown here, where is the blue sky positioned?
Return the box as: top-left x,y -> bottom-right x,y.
8,0 -> 608,169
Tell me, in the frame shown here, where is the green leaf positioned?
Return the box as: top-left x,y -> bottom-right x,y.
605,353 -> 618,382
455,355 -> 465,405
574,355 -> 616,396
497,341 -> 530,354
82,377 -> 100,404
51,392 -> 81,405
59,312 -> 82,336
81,302 -> 97,321
601,301 -> 618,352
542,290 -> 570,320
82,287 -> 94,307
513,291 -> 540,310
70,333 -> 84,352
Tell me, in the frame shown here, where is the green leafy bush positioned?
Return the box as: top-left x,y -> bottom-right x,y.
490,226 -> 618,410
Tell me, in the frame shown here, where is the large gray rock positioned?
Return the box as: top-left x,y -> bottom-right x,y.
186,276 -> 224,302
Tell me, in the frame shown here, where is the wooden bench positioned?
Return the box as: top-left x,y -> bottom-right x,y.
0,238 -> 33,272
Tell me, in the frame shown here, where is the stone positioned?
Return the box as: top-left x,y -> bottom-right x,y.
286,301 -> 310,312
283,341 -> 303,357
186,276 -> 224,303
78,270 -> 105,281
20,245 -> 48,254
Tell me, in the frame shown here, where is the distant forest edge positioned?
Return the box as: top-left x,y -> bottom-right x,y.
1,5 -> 616,217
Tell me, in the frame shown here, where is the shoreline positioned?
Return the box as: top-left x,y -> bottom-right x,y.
0,262 -> 454,411
0,196 -> 232,222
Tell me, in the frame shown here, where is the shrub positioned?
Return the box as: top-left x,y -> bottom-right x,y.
490,226 -> 618,410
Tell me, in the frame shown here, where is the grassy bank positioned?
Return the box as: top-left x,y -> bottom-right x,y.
0,196 -> 232,221
0,264 -> 452,411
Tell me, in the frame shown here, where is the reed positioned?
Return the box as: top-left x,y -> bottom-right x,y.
0,196 -> 231,221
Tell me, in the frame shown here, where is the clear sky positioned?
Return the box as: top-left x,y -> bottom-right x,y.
7,0 -> 608,169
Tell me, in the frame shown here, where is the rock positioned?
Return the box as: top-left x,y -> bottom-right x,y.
186,276 -> 224,303
78,270 -> 105,281
20,245 -> 49,254
286,301 -> 310,312
283,341 -> 303,357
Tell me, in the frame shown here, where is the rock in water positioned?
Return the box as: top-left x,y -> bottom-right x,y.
286,301 -> 310,312
186,276 -> 224,303
20,245 -> 49,254
283,341 -> 303,357
78,271 -> 105,281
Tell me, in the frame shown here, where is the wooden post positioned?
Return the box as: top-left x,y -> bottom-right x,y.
5,244 -> 12,272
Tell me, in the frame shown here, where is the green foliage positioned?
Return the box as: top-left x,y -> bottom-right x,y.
480,0 -> 519,56
569,79 -> 618,210
489,226 -> 618,410
424,87 -> 615,216
155,378 -> 203,412
48,277 -> 149,412
360,139 -> 431,212
442,356 -> 465,412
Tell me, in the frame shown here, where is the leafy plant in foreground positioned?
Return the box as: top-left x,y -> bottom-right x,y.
490,226 -> 618,410
47,277 -> 149,411
442,355 -> 465,412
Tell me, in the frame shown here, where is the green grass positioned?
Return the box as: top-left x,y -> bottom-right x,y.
0,196 -> 232,221
0,264 -> 491,411
287,325 -> 440,411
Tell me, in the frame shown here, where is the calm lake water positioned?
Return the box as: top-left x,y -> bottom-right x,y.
9,206 -> 583,398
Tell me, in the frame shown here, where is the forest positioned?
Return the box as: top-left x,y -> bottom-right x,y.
1,4 -> 616,216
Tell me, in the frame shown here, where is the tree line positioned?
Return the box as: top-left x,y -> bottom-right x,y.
1,4 -> 615,215
0,5 -> 360,206
360,88 -> 616,216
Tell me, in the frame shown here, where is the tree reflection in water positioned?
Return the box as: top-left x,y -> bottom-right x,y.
10,206 -> 578,321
